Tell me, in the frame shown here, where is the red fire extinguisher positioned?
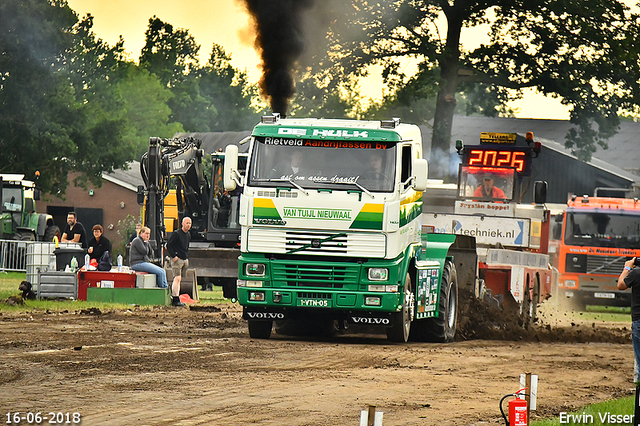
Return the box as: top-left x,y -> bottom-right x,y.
500,388 -> 528,426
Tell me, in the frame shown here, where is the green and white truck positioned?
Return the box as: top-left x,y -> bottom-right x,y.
223,116 -> 477,342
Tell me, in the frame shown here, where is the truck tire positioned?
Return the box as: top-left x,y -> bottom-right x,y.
410,260 -> 458,343
387,273 -> 414,343
43,225 -> 61,242
248,320 -> 273,339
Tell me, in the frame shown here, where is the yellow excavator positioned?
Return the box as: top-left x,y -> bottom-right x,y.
138,136 -> 247,298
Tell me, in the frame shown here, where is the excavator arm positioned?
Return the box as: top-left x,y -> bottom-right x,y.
139,136 -> 209,259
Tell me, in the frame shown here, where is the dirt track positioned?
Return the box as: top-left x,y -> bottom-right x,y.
0,302 -> 635,426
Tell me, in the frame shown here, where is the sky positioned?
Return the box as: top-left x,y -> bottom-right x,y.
65,0 -> 574,120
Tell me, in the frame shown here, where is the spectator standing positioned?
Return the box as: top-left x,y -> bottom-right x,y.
87,224 -> 111,262
61,212 -> 87,249
129,222 -> 142,244
618,257 -> 640,384
129,226 -> 168,289
166,217 -> 192,307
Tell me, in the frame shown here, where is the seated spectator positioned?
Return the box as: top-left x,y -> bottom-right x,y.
129,226 -> 168,289
87,224 -> 111,262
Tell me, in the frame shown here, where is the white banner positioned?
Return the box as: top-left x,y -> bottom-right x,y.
424,213 -> 530,247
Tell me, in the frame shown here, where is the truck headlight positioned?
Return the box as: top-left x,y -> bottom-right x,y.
368,268 -> 388,281
246,263 -> 266,277
249,291 -> 266,301
563,280 -> 577,288
365,296 -> 381,306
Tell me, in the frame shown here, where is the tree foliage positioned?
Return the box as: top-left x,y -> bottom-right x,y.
139,17 -> 263,133
0,5 -> 262,195
0,0 -> 138,193
317,0 -> 640,169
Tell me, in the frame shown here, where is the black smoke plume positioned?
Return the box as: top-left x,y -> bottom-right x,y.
243,0 -> 315,116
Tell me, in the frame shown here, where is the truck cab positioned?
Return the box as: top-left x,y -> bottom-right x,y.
224,116 -> 466,342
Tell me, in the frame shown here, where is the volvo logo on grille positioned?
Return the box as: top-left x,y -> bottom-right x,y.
311,239 -> 322,248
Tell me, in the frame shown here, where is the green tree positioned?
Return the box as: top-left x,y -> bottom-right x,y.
197,44 -> 263,131
0,0 -> 138,193
139,16 -> 200,88
319,0 -> 640,170
112,64 -> 185,159
139,18 -> 262,132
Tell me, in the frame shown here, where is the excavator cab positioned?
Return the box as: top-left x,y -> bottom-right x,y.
207,152 -> 247,247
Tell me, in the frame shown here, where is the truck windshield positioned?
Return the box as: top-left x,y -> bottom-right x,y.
456,165 -> 516,201
564,211 -> 640,248
248,137 -> 396,192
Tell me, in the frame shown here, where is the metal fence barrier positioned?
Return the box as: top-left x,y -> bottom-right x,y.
0,239 -> 30,272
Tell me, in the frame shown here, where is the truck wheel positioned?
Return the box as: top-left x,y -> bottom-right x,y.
387,273 -> 414,343
248,320 -> 273,339
43,225 -> 61,242
411,260 -> 458,343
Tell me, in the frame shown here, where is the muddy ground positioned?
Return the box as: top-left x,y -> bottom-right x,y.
0,298 -> 635,426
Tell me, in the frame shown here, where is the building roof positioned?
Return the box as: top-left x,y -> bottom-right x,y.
103,162 -> 143,192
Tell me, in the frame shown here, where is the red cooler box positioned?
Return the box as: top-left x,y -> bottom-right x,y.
77,270 -> 137,301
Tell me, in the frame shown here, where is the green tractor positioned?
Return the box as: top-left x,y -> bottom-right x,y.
0,174 -> 60,242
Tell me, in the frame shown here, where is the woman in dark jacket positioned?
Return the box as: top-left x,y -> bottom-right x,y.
87,224 -> 111,262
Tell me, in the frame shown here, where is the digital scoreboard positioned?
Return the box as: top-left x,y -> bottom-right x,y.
462,145 -> 534,176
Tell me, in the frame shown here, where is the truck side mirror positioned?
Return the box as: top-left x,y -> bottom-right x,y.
224,145 -> 239,191
552,223 -> 562,240
534,181 -> 547,204
137,185 -> 145,206
413,158 -> 428,191
33,188 -> 41,201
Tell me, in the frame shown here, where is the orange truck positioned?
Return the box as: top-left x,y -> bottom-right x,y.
552,195 -> 640,309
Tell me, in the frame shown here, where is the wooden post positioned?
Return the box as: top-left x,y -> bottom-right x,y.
367,405 -> 376,426
360,405 -> 383,426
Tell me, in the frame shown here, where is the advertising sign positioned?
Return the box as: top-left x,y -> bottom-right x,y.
425,213 -> 530,247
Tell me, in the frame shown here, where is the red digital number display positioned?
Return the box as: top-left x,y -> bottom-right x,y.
468,150 -> 526,172
463,146 -> 532,175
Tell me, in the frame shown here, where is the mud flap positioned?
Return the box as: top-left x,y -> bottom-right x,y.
243,307 -> 286,321
345,312 -> 393,327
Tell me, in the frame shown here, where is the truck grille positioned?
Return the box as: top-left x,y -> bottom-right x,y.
247,228 -> 386,257
271,262 -> 360,289
586,255 -> 627,275
297,292 -> 332,299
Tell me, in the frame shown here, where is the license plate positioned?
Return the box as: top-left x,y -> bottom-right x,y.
297,299 -> 331,308
594,292 -> 615,299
